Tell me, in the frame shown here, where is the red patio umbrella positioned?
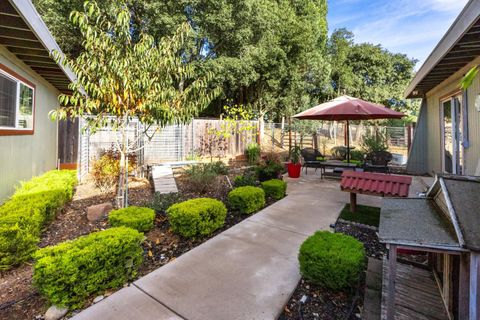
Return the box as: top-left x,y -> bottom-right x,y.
293,95 -> 404,162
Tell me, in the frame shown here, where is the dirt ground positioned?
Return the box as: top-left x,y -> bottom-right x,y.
0,178 -> 153,320
0,167 -> 267,320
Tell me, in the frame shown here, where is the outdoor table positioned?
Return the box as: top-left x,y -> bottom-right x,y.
318,160 -> 358,179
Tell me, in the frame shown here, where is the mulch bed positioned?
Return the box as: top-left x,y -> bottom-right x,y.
280,221 -> 386,320
0,178 -> 153,320
1,168 -> 271,320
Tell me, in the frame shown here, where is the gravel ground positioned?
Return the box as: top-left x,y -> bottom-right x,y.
334,221 -> 386,259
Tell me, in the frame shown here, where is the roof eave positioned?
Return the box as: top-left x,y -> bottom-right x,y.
8,0 -> 76,86
404,0 -> 480,98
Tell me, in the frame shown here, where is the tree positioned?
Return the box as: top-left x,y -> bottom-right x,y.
327,28 -> 354,98
325,28 -> 419,122
196,0 -> 330,136
35,0 -> 331,124
32,0 -> 185,57
51,1 -> 218,207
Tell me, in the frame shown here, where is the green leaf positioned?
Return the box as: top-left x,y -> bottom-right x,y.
460,66 -> 478,90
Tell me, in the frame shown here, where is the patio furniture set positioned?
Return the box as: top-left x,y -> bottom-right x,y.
301,147 -> 393,179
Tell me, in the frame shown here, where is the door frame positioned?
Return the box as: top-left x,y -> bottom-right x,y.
440,94 -> 463,174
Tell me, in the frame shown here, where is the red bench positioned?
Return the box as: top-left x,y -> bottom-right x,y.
340,171 -> 412,212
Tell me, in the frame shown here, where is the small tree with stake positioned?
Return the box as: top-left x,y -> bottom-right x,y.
50,1 -> 219,207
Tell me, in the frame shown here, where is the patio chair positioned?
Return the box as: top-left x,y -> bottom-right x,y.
300,148 -> 323,174
363,151 -> 392,173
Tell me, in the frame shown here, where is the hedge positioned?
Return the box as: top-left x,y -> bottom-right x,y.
0,170 -> 77,270
298,231 -> 365,290
261,179 -> 287,200
228,186 -> 265,215
33,227 -> 144,308
109,206 -> 155,232
166,198 -> 227,238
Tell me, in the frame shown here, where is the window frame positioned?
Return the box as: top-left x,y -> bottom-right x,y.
0,63 -> 36,136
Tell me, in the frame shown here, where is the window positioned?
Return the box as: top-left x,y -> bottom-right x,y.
0,66 -> 35,134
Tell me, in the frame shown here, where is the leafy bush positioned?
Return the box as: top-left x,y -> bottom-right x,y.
149,192 -> 182,214
341,159 -> 363,166
256,152 -> 285,182
359,129 -> 388,154
245,143 -> 261,164
205,161 -> 229,175
228,186 -> 265,215
350,150 -> 365,161
330,146 -> 348,160
299,231 -> 365,290
109,206 -> 155,232
289,146 -> 302,164
91,148 -> 136,192
261,179 -> 287,200
0,170 -> 77,270
166,198 -> 227,238
184,161 -> 228,194
33,227 -> 144,308
234,169 -> 258,187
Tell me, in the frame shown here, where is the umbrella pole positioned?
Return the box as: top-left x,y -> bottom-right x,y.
346,120 -> 350,163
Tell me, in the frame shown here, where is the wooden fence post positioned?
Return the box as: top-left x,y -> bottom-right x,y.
386,244 -> 397,320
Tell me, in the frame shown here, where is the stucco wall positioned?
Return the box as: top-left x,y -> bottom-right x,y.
0,46 -> 60,202
424,56 -> 480,176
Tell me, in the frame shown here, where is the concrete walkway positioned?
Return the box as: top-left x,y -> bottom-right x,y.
72,173 -> 381,320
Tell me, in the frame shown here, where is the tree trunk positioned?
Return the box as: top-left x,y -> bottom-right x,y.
313,132 -> 318,150
258,111 -> 265,147
288,117 -> 292,158
117,118 -> 128,208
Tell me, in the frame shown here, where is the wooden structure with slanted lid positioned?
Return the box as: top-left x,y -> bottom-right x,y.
379,175 -> 480,320
340,171 -> 412,212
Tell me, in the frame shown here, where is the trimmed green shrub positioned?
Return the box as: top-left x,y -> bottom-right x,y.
166,198 -> 227,238
109,206 -> 155,232
228,186 -> 265,215
299,231 -> 365,290
261,179 -> 287,200
33,227 -> 144,308
0,170 -> 77,270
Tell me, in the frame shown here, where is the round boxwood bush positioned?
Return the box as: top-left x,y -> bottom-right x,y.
228,186 -> 265,215
109,206 -> 156,232
261,179 -> 287,200
299,231 -> 365,290
166,198 -> 227,238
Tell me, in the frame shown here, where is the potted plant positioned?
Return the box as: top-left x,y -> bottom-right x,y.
288,146 -> 302,178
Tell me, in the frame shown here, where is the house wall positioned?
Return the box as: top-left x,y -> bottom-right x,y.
0,46 -> 60,203
424,56 -> 480,176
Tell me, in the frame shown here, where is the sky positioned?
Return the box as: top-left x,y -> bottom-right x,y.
327,0 -> 469,69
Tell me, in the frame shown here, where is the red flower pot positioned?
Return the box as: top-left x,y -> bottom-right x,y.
287,162 -> 302,178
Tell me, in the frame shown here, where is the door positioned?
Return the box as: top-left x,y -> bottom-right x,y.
441,95 -> 463,174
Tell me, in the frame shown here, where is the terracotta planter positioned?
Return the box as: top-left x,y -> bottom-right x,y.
287,162 -> 302,178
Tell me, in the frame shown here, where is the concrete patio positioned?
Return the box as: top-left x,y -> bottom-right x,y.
72,172 -> 430,320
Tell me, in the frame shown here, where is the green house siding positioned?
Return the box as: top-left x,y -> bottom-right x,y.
421,56 -> 480,176
0,47 -> 59,203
